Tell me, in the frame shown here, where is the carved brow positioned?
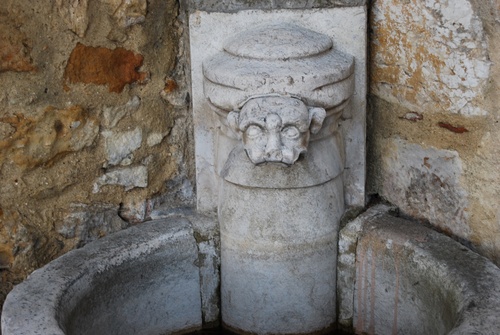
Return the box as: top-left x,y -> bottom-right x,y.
240,119 -> 266,131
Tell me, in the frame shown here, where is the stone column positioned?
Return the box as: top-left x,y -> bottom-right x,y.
203,24 -> 354,334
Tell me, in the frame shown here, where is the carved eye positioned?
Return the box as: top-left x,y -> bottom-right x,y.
281,126 -> 300,139
246,125 -> 263,138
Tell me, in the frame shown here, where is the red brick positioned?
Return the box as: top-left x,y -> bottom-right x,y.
64,43 -> 147,93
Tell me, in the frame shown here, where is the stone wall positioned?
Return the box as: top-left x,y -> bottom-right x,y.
0,0 -> 194,311
368,0 -> 500,266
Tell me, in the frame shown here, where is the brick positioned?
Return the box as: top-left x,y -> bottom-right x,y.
63,43 -> 147,93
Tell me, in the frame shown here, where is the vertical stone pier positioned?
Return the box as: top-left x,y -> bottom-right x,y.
190,5 -> 366,334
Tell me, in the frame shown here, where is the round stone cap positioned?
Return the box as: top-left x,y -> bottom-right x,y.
203,23 -> 355,111
223,23 -> 333,60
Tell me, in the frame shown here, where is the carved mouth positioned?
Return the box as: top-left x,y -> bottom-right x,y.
261,161 -> 291,168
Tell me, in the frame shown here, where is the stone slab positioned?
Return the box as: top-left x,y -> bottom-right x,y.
1,218 -> 203,335
183,0 -> 366,12
377,137 -> 471,240
337,204 -> 396,329
190,7 -> 367,212
149,207 -> 221,325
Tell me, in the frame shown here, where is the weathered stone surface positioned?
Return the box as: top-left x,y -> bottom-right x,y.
55,0 -> 89,37
367,88 -> 500,265
117,197 -> 153,224
112,0 -> 147,28
202,21 -> 357,333
337,205 -> 500,335
337,204 -> 396,329
183,0 -> 366,12
227,96 -> 326,165
0,0 -> 185,319
0,106 -> 98,168
93,165 -> 148,192
0,20 -> 36,73
376,137 -> 471,239
219,158 -> 344,333
371,0 -> 491,116
1,218 -> 203,335
203,23 -> 354,111
56,204 -> 128,248
63,43 -> 148,93
102,127 -> 142,166
191,8 -> 367,211
146,132 -> 164,147
102,96 -> 141,128
149,207 -> 221,325
107,0 -> 148,41
161,77 -> 189,108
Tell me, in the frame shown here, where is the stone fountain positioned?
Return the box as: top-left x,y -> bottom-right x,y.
200,22 -> 354,333
189,10 -> 366,332
3,5 -> 500,335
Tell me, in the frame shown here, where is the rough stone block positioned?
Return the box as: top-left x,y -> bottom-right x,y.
378,137 -> 470,239
102,127 -> 143,166
0,21 -> 36,73
111,0 -> 147,28
56,203 -> 128,248
102,96 -> 141,128
0,106 -> 98,168
371,0 -> 491,116
93,165 -> 148,192
55,0 -> 89,37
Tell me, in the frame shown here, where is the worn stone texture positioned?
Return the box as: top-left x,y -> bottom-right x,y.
371,0 -> 491,116
190,8 -> 367,211
337,204 -> 396,330
54,204 -> 129,253
337,205 -> 500,335
93,165 -> 149,192
0,0 -> 192,316
103,127 -> 143,166
0,106 -> 99,168
149,207 -> 220,325
111,0 -> 147,28
0,19 -> 36,73
368,0 -> 500,266
56,0 -> 90,37
184,0 -> 366,12
1,218 -> 203,335
375,137 -> 471,239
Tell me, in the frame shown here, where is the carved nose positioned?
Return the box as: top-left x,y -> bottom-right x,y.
265,132 -> 282,161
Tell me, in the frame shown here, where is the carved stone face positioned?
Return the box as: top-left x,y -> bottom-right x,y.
228,96 -> 325,165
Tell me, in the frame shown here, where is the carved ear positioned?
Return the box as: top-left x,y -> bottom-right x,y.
227,111 -> 241,137
308,107 -> 326,134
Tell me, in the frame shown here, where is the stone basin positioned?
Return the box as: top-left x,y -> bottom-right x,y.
1,211 -> 220,335
338,205 -> 500,335
2,205 -> 500,335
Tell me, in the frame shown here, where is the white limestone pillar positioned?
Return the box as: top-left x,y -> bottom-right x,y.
203,24 -> 355,334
